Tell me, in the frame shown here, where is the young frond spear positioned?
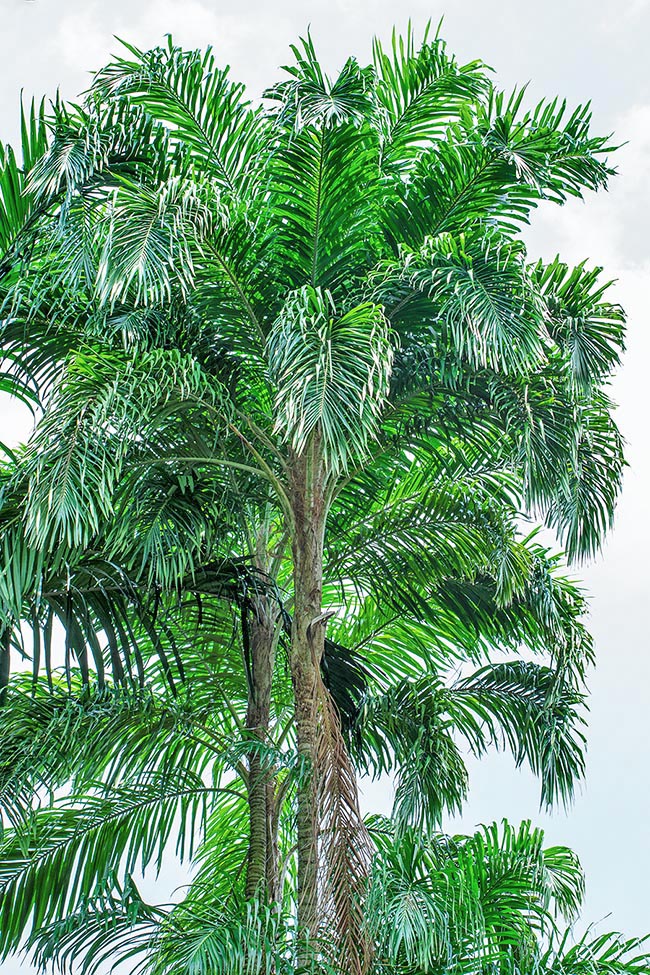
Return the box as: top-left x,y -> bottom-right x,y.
0,22 -> 644,975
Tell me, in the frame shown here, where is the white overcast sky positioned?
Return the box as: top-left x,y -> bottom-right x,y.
1,0 -> 649,968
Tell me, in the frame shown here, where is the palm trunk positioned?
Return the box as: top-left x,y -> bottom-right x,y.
266,773 -> 280,902
244,596 -> 278,900
289,448 -> 327,948
288,447 -> 372,974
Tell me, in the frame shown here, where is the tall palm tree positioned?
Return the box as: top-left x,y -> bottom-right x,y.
0,24 -> 627,971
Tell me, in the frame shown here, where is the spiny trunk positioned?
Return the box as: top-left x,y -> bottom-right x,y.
244,596 -> 278,900
289,448 -> 327,948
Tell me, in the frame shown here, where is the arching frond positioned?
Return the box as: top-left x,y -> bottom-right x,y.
93,38 -> 264,196
268,287 -> 392,471
373,23 -> 489,174
365,817 -> 585,973
534,258 -> 625,390
21,347 -> 228,550
0,767 -> 220,958
26,875 -> 162,975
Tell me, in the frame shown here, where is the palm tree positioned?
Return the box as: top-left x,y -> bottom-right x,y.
0,24 -> 627,970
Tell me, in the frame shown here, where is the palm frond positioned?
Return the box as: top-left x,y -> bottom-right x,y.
0,767 -> 219,958
532,927 -> 650,975
0,97 -> 49,271
451,660 -> 588,809
93,38 -> 264,196
389,230 -> 545,374
26,875 -> 162,975
535,258 -> 625,390
365,817 -> 585,972
265,40 -> 380,292
268,287 -> 392,471
21,346 -> 227,550
373,22 -> 489,174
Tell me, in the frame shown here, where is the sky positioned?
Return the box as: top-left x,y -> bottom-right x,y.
0,0 -> 649,968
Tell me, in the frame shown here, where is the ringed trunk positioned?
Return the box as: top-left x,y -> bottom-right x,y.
244,596 -> 278,900
289,448 -> 327,945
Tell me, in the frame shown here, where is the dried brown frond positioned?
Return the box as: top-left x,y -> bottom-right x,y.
313,672 -> 374,975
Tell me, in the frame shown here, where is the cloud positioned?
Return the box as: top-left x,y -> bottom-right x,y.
48,0 -> 297,98
0,397 -> 33,450
46,0 -> 448,103
52,0 -> 228,73
597,0 -> 649,29
526,101 -> 650,271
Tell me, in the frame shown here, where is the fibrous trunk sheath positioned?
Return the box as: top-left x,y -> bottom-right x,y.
288,447 -> 372,975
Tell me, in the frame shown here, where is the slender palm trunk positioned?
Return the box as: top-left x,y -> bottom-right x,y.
265,772 -> 280,902
244,598 -> 277,899
288,447 -> 327,946
288,447 -> 372,974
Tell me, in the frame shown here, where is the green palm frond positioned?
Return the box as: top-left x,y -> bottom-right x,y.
28,95 -> 169,201
268,33 -> 374,130
373,22 -> 489,174
355,656 -> 587,829
22,346 -> 228,550
93,37 -> 264,196
325,530 -> 592,688
96,174 -> 214,306
0,98 -> 49,271
534,258 -> 625,390
383,85 -> 614,252
0,287 -> 90,413
365,817 -> 584,972
327,466 -> 524,614
26,875 -> 162,975
0,766 -> 219,957
383,134 -> 540,249
451,660 -> 588,809
529,927 -> 650,975
0,473 -> 156,690
151,898 -> 295,975
544,394 -> 624,561
268,287 -> 392,471
454,819 -> 583,939
265,40 -> 380,292
390,230 -> 545,374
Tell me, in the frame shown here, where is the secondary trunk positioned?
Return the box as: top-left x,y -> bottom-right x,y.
265,772 -> 280,902
288,448 -> 327,947
244,595 -> 278,900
